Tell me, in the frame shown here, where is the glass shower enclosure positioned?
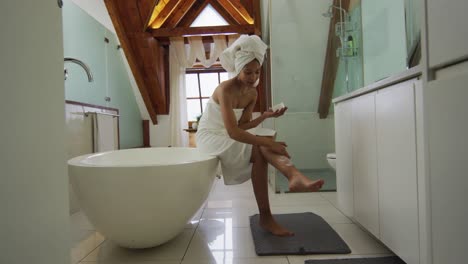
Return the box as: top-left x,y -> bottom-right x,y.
269,0 -> 363,193
269,0 -> 420,193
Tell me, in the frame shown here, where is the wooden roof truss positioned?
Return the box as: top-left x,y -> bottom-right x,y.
104,0 -> 261,124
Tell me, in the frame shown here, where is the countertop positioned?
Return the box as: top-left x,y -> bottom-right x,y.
333,65 -> 422,104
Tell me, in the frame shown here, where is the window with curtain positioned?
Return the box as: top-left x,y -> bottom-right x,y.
185,67 -> 229,121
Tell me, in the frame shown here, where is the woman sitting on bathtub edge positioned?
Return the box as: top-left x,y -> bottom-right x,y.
196,35 -> 324,236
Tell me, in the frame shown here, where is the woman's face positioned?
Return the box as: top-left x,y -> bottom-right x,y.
238,60 -> 261,87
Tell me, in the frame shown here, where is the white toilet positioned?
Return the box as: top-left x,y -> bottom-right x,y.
326,153 -> 336,171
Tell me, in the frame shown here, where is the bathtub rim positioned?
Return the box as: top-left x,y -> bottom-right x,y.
68,147 -> 218,168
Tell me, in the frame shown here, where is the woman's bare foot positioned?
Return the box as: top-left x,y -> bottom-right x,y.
260,215 -> 294,236
288,173 -> 325,192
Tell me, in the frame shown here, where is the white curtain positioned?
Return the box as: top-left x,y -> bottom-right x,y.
169,34 -> 239,147
169,43 -> 189,147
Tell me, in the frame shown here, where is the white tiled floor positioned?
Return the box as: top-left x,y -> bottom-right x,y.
71,178 -> 394,264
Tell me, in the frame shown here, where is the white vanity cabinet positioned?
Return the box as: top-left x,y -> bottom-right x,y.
427,0 -> 468,68
351,93 -> 380,239
335,78 -> 421,263
375,80 -> 419,264
335,100 -> 354,218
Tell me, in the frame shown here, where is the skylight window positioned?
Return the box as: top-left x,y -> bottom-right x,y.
190,4 -> 229,27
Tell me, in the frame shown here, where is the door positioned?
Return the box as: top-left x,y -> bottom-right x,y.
335,100 -> 354,218
376,80 -> 419,264
427,66 -> 468,264
351,92 -> 380,238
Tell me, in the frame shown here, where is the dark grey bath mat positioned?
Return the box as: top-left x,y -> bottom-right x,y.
249,212 -> 351,256
305,256 -> 406,264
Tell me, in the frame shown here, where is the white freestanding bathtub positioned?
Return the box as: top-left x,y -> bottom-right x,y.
68,147 -> 219,248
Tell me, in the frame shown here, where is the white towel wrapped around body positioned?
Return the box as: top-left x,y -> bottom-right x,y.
219,34 -> 268,76
196,99 -> 275,185
196,98 -> 253,185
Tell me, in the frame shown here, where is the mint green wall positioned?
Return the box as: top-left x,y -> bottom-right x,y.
271,0 -> 331,113
271,0 -> 335,170
361,0 -> 407,86
62,0 -> 142,148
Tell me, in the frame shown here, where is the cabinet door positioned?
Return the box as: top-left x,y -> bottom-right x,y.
335,100 -> 354,218
427,0 -> 468,68
351,93 -> 380,238
376,80 -> 419,264
427,69 -> 468,264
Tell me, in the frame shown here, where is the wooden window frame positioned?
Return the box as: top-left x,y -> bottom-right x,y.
185,66 -> 227,123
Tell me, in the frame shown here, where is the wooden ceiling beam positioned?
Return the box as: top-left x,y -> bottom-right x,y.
252,0 -> 261,36
105,0 -> 171,124
105,0 -> 158,124
137,0 -> 160,30
214,0 -> 249,25
318,0 -> 350,119
160,0 -> 197,28
105,0 -> 263,123
151,24 -> 255,38
208,0 -> 241,26
149,0 -> 181,29
215,0 -> 253,25
175,0 -> 209,28
116,1 -> 145,32
157,35 -> 229,46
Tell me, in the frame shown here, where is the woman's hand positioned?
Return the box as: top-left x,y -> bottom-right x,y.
262,107 -> 288,119
269,141 -> 290,158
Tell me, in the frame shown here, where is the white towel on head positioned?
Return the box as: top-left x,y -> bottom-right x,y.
219,35 -> 268,76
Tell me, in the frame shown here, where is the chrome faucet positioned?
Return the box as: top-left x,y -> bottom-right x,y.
64,57 -> 94,82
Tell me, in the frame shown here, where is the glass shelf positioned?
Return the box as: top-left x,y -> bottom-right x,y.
336,47 -> 359,58
335,21 -> 359,37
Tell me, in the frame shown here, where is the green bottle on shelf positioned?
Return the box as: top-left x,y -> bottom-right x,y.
346,35 -> 354,57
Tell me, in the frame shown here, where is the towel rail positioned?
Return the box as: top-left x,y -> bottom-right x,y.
85,111 -> 120,118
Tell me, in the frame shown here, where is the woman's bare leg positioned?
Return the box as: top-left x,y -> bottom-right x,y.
259,146 -> 324,192
250,145 -> 294,236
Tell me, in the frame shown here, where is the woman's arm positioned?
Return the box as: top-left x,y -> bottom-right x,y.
237,97 -> 267,130
218,87 -> 272,148
238,97 -> 288,130
217,84 -> 290,157
239,115 -> 267,130
218,86 -> 266,147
